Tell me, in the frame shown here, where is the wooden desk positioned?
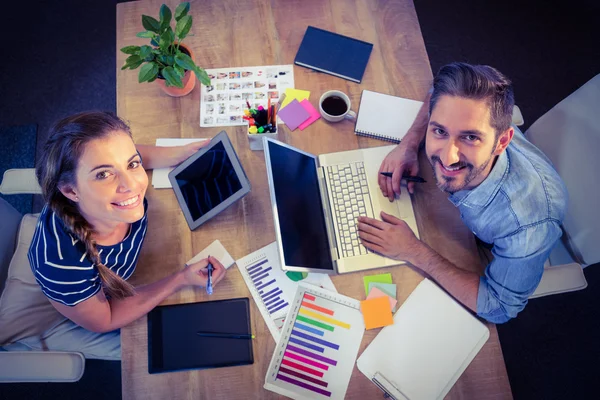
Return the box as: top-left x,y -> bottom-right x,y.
117,0 -> 512,398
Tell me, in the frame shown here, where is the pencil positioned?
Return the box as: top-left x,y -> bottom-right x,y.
196,332 -> 255,339
380,172 -> 426,183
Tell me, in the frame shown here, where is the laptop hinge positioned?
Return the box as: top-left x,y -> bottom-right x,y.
317,167 -> 340,263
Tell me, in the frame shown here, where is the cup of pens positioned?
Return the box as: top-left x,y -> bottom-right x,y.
245,99 -> 277,151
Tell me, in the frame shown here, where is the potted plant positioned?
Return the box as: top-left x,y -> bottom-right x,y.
120,2 -> 211,97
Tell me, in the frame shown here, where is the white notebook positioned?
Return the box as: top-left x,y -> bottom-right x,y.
356,279 -> 490,400
354,90 -> 423,143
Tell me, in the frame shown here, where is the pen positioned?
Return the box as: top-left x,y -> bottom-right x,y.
196,332 -> 255,339
380,172 -> 426,183
206,256 -> 213,295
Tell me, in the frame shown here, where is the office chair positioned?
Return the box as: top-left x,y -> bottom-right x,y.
0,168 -> 85,382
522,74 -> 600,298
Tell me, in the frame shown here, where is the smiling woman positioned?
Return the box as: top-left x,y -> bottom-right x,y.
22,111 -> 228,360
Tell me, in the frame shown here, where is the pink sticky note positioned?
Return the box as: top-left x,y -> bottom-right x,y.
366,287 -> 398,312
298,99 -> 321,130
278,99 -> 311,131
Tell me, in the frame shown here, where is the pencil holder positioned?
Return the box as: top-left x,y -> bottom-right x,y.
247,125 -> 277,151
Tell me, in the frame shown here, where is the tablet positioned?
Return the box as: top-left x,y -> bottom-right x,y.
168,131 -> 251,230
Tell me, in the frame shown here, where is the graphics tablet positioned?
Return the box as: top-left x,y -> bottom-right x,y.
168,131 -> 251,230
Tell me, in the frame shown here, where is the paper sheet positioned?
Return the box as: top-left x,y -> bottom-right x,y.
298,99 -> 321,130
185,240 -> 235,269
278,99 -> 311,131
152,138 -> 208,189
367,282 -> 397,298
280,88 -> 311,109
360,296 -> 394,330
366,287 -> 398,312
363,273 -> 393,295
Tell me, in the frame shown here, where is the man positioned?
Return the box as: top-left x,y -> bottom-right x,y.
358,62 -> 567,323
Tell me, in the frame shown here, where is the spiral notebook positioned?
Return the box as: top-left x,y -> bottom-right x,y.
355,90 -> 423,143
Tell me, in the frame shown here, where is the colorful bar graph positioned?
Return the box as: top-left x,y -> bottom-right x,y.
301,301 -> 335,315
244,257 -> 288,315
276,374 -> 332,397
284,351 -> 329,370
279,366 -> 329,387
304,293 -> 316,301
296,315 -> 334,332
291,330 -> 340,350
294,321 -> 325,337
299,308 -> 351,329
289,337 -> 325,353
281,359 -> 324,377
287,344 -> 337,366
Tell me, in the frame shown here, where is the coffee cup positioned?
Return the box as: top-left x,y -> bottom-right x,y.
319,90 -> 356,122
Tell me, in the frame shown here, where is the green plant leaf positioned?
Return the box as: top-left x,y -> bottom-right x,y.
142,15 -> 161,33
193,67 -> 211,86
159,27 -> 175,51
162,66 -> 184,88
174,65 -> 185,78
175,15 -> 192,39
174,2 -> 190,21
121,54 -> 143,70
157,54 -> 175,66
136,31 -> 156,39
138,62 -> 159,83
174,52 -> 196,71
159,4 -> 172,30
151,38 -> 159,47
139,45 -> 153,60
148,75 -> 158,83
120,45 -> 140,55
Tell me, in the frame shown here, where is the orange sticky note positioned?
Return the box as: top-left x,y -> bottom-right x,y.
360,296 -> 394,330
366,287 -> 398,312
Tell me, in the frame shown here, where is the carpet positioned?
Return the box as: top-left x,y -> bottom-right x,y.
0,124 -> 37,214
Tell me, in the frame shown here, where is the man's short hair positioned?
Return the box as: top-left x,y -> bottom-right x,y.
429,62 -> 515,137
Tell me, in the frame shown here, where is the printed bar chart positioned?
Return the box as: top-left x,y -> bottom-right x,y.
264,284 -> 365,400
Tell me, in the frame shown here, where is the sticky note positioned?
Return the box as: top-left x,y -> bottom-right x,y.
360,296 -> 394,330
366,287 -> 398,312
280,88 -> 311,109
186,240 -> 235,269
363,273 -> 393,295
277,99 -> 311,131
368,282 -> 397,298
298,99 -> 321,130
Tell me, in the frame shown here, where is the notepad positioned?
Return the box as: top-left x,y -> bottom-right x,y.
295,26 -> 373,83
356,279 -> 490,400
355,90 -> 424,143
361,296 -> 394,330
363,273 -> 393,296
278,99 -> 311,131
366,287 -> 398,312
147,298 -> 254,374
368,282 -> 396,299
298,99 -> 321,130
280,88 -> 310,109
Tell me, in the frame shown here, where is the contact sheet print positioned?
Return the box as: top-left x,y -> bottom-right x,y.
200,65 -> 295,127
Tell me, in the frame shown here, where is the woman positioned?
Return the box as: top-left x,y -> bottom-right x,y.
26,111 -> 226,359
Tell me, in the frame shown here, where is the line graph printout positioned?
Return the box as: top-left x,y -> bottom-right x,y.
237,242 -> 336,341
264,283 -> 365,399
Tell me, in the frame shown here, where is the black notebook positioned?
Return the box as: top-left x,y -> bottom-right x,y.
147,297 -> 254,374
294,26 -> 373,83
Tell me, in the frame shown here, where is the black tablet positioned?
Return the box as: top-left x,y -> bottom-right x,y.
168,131 -> 251,230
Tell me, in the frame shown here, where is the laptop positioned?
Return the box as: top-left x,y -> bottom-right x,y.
263,137 -> 419,274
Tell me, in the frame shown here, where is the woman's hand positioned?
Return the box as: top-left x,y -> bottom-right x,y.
181,256 -> 226,288
177,140 -> 211,164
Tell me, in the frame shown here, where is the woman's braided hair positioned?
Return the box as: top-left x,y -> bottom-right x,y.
37,111 -> 137,299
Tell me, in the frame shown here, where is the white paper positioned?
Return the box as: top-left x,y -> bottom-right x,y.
185,240 -> 235,269
151,138 -> 208,189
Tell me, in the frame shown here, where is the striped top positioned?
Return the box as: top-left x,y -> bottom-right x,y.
27,201 -> 148,306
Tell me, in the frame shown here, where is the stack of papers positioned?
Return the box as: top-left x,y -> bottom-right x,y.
360,273 -> 397,330
277,88 -> 321,131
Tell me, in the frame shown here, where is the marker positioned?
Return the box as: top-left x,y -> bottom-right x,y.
380,172 -> 426,183
196,332 -> 255,339
206,256 -> 213,295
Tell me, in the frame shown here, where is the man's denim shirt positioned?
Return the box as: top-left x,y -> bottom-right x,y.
447,127 -> 568,323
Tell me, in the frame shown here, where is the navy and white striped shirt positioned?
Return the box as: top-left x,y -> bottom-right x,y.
27,201 -> 148,306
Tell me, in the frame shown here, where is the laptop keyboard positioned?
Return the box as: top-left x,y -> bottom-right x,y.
325,162 -> 374,258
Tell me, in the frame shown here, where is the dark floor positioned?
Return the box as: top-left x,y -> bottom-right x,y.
1,0 -> 599,399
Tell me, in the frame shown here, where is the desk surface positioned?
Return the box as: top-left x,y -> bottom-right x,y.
116,0 -> 512,399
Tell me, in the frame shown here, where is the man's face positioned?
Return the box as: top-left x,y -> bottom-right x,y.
425,95 -> 509,194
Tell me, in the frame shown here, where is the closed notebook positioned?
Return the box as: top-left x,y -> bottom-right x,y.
294,26 -> 373,83
356,279 -> 489,400
355,90 -> 423,143
148,297 -> 254,374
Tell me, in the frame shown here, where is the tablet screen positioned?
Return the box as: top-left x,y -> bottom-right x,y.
173,141 -> 243,221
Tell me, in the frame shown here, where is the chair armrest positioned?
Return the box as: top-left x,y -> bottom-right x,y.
0,351 -> 85,382
0,169 -> 42,195
512,105 -> 524,126
530,262 -> 588,299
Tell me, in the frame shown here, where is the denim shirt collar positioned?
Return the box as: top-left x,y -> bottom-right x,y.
448,149 -> 510,208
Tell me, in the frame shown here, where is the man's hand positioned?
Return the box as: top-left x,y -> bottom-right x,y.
357,211 -> 422,261
378,142 -> 420,201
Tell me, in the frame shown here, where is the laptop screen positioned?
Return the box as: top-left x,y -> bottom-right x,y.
266,141 -> 335,271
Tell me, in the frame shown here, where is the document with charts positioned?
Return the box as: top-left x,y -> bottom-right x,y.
264,283 -> 365,399
236,242 -> 336,341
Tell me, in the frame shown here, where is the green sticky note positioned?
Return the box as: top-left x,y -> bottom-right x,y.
363,273 -> 393,295
368,282 -> 397,298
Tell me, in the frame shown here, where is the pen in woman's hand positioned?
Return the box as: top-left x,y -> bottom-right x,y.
380,172 -> 426,183
206,256 -> 214,295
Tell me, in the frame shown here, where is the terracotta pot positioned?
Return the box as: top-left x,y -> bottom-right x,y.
155,43 -> 196,97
